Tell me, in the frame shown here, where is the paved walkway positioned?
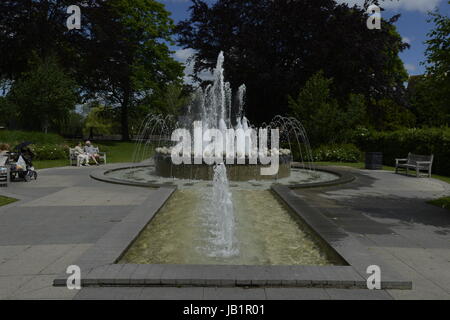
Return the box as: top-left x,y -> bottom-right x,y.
0,165 -> 448,299
294,167 -> 450,300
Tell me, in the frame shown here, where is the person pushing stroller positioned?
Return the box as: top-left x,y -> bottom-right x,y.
10,142 -> 37,182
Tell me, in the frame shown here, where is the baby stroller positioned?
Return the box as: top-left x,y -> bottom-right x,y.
9,142 -> 37,182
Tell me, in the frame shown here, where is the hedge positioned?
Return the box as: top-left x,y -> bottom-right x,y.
312,144 -> 362,162
0,130 -> 68,160
353,127 -> 450,176
32,144 -> 69,160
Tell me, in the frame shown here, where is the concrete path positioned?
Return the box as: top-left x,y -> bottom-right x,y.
0,165 -> 449,299
295,167 -> 450,300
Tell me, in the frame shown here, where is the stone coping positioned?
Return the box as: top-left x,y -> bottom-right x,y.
90,163 -> 354,190
54,165 -> 411,290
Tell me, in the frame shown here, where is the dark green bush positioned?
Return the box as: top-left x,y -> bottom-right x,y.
32,144 -> 69,160
353,127 -> 450,175
0,130 -> 69,160
312,144 -> 362,162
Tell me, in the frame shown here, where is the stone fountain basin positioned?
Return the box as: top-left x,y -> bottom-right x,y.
154,154 -> 292,181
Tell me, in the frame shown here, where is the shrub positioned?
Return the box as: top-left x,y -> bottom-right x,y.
312,144 -> 362,162
31,144 -> 69,160
353,127 -> 450,176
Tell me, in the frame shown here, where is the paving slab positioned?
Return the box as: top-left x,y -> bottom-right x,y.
0,275 -> 34,299
8,274 -> 77,300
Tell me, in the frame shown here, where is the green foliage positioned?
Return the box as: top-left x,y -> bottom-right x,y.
177,0 -> 409,123
0,196 -> 17,207
32,144 -> 69,161
369,98 -> 416,131
0,130 -> 65,146
0,130 -> 68,160
288,72 -> 367,144
60,111 -> 85,138
312,144 -> 362,163
428,197 -> 450,211
83,106 -> 120,137
407,8 -> 450,128
6,55 -> 78,132
424,8 -> 450,86
147,82 -> 191,116
408,75 -> 450,127
79,0 -> 184,140
353,127 -> 450,176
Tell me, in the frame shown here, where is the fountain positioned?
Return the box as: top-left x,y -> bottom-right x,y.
207,163 -> 237,257
132,51 -> 314,181
107,52 -> 342,264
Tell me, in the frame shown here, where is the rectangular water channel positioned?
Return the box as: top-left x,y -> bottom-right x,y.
119,188 -> 345,266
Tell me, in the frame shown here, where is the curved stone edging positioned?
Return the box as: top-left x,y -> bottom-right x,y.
288,164 -> 356,189
90,164 -> 175,189
90,163 -> 355,189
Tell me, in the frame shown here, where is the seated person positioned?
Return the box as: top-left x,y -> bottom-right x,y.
74,142 -> 89,166
83,140 -> 100,165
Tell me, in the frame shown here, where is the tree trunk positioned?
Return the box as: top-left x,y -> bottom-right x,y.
121,92 -> 130,141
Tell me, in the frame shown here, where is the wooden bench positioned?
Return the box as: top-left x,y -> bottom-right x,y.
395,153 -> 434,178
69,147 -> 107,166
91,147 -> 107,164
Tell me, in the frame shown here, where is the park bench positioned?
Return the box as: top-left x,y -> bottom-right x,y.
69,147 -> 107,166
395,153 -> 434,178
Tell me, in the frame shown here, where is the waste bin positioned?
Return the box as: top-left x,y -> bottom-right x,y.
365,152 -> 383,170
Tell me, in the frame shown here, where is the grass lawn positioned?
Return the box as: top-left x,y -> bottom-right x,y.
313,162 -> 450,185
0,195 -> 18,206
428,197 -> 450,211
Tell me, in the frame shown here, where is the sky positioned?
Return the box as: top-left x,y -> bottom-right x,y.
159,0 -> 449,82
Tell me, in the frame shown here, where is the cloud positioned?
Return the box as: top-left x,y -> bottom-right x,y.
173,48 -> 214,84
174,48 -> 196,63
402,36 -> 412,44
337,0 -> 443,13
404,63 -> 417,73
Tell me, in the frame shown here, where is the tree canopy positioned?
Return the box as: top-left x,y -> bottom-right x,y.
0,0 -> 184,139
6,55 -> 79,132
177,0 -> 409,124
77,0 -> 184,140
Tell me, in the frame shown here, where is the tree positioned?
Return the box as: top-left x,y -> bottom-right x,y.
177,0 -> 409,124
407,75 -> 449,127
288,71 -> 365,144
414,6 -> 450,126
146,82 -> 191,115
0,0 -> 83,81
6,56 -> 78,133
78,0 -> 184,140
0,1 -> 184,140
83,106 -> 120,139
